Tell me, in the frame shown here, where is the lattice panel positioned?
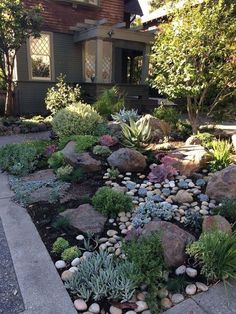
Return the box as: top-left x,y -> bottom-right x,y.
85,54 -> 96,82
30,34 -> 50,56
102,56 -> 112,83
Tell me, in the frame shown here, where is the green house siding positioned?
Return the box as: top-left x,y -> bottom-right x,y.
15,32 -> 82,115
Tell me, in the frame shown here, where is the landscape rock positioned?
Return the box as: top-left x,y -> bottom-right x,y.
107,148 -> 147,173
74,299 -> 88,311
171,293 -> 184,304
142,221 -> 195,267
169,145 -> 209,176
61,270 -> 73,281
135,301 -> 148,312
173,190 -> 193,203
88,303 -> 100,313
21,169 -> 56,182
109,306 -> 122,314
206,165 -> 236,201
175,265 -> 186,275
185,284 -> 197,295
196,282 -> 209,292
55,260 -> 66,269
202,215 -> 232,235
60,204 -> 106,234
161,298 -> 172,309
185,136 -> 202,146
232,134 -> 236,151
186,267 -> 198,278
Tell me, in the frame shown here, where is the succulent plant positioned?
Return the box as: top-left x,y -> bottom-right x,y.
99,134 -> 118,147
148,155 -> 178,183
112,108 -> 140,123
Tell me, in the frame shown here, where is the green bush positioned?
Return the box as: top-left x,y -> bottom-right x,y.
52,237 -> 69,254
176,119 -> 192,138
93,145 -> 112,156
59,135 -> 98,152
45,74 -> 81,115
213,198 -> 236,223
94,87 -> 124,118
61,246 -> 81,263
195,132 -> 215,148
186,231 -> 236,282
52,102 -> 102,139
65,251 -> 137,302
92,187 -> 132,216
56,165 -> 73,181
153,104 -> 180,128
209,140 -> 232,172
0,140 -> 49,176
123,232 -> 168,312
48,152 -> 64,170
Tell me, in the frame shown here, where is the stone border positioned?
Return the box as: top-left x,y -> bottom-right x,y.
0,172 -> 77,314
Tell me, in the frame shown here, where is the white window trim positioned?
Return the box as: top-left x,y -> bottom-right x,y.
27,32 -> 55,82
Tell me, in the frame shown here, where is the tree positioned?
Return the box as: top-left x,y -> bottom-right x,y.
0,0 -> 42,115
150,0 -> 236,134
149,0 -> 175,12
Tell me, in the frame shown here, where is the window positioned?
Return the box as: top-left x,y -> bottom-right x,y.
28,33 -> 53,81
74,0 -> 99,6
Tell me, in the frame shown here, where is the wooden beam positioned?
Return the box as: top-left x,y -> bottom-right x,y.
112,22 -> 126,29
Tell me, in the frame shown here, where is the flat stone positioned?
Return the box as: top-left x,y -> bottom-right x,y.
60,204 -> 106,234
164,298 -> 205,314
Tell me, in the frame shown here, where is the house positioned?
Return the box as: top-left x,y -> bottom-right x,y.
14,0 -> 154,115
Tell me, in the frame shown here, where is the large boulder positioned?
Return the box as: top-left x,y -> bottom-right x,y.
61,141 -> 101,172
202,215 -> 232,235
107,148 -> 147,173
142,220 -> 195,267
206,165 -> 236,201
60,204 -> 107,234
185,136 -> 202,146
168,145 -> 208,176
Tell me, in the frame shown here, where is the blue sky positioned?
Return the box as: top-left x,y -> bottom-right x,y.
139,0 -> 150,15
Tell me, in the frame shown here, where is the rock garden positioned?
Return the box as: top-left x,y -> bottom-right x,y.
1,85 -> 236,314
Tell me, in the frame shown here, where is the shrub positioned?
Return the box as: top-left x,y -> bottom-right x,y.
213,198 -> 236,223
45,74 -> 81,115
209,140 -> 232,172
52,102 -> 102,139
195,132 -> 215,149
93,145 -> 111,156
0,140 -> 48,176
48,152 -> 64,170
107,167 -> 120,180
112,108 -> 140,123
121,118 -> 152,150
52,237 -> 69,254
75,135 -> 98,153
123,232 -> 168,312
176,119 -> 192,139
94,87 -> 124,118
153,104 -> 180,128
186,231 -> 236,282
92,187 -> 132,216
61,246 -> 81,263
56,165 -> 73,181
65,251 -> 137,302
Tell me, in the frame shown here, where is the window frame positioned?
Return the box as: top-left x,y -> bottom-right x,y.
27,32 -> 55,82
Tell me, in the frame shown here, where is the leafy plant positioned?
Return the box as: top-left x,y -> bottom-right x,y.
61,246 -> 81,263
132,199 -> 176,228
56,165 -> 73,181
53,216 -> 71,230
45,74 -> 81,115
121,118 -> 152,150
48,152 -> 64,170
94,87 -> 124,118
108,167 -> 120,180
186,230 -> 236,282
148,155 -> 178,183
213,198 -> 236,223
93,145 -> 112,156
52,237 -> 69,255
209,140 -> 232,172
184,210 -> 203,233
99,134 -> 118,147
74,135 -> 98,153
195,132 -> 215,149
65,251 -> 137,302
52,102 -> 102,139
112,108 -> 140,123
167,276 -> 190,293
92,186 -> 132,216
153,104 -> 180,128
176,119 -> 192,139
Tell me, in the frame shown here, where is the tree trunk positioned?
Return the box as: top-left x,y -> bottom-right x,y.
187,96 -> 199,135
5,79 -> 14,116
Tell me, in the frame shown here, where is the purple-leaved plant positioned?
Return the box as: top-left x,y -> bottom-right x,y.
148,155 -> 178,183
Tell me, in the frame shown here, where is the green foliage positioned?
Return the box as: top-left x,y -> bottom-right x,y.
75,135 -> 98,153
56,165 -> 73,181
108,167 -> 120,180
48,152 -> 64,170
176,119 -> 192,139
52,237 -> 69,254
186,231 -> 236,282
121,118 -> 152,150
167,276 -> 190,293
195,132 -> 215,149
94,87 -> 124,118
61,246 -> 81,263
151,0 -> 236,133
213,198 -> 236,223
52,102 -> 102,139
0,140 -> 48,176
65,251 -> 137,302
153,104 -> 180,128
209,140 -> 232,172
53,216 -> 70,230
111,108 -> 140,123
45,74 -> 81,115
93,145 -> 112,156
92,187 -> 132,216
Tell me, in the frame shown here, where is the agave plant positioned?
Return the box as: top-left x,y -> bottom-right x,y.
112,108 -> 140,123
121,118 -> 152,150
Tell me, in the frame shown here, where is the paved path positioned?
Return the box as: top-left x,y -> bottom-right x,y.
0,131 -> 51,147
0,172 -> 77,314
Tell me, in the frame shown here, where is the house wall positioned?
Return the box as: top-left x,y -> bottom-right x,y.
15,32 -> 82,115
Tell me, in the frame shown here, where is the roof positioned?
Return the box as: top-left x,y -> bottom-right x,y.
125,0 -> 143,16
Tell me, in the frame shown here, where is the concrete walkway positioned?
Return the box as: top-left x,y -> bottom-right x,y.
0,131 -> 51,147
0,172 -> 77,314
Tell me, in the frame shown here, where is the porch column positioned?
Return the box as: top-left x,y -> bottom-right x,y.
141,44 -> 151,84
95,39 -> 103,83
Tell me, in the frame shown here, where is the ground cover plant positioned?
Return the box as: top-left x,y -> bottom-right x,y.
213,198 -> 236,223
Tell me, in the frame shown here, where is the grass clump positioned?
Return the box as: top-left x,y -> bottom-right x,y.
92,187 -> 132,216
52,237 -> 69,254
61,246 -> 81,263
209,140 -> 232,172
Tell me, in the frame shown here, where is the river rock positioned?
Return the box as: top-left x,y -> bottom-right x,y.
74,299 -> 88,311
202,215 -> 232,235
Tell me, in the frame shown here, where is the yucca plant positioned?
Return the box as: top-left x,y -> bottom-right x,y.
209,140 -> 232,172
186,231 -> 236,283
121,118 -> 152,150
